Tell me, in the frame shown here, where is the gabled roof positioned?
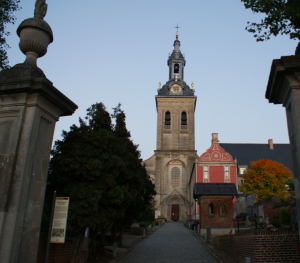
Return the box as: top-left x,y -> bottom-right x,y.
194,183 -> 238,198
199,134 -> 234,163
219,143 -> 293,172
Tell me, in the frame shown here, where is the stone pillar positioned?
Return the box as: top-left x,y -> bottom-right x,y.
0,1 -> 77,262
265,44 -> 300,236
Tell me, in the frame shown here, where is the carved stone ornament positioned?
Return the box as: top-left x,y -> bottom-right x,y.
34,0 -> 48,19
17,0 -> 53,66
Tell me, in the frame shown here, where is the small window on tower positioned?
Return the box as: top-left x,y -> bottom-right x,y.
171,167 -> 180,186
174,63 -> 179,74
181,112 -> 187,125
165,111 -> 171,129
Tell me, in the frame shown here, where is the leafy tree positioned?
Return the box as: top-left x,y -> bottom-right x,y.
48,103 -> 127,262
115,164 -> 156,246
286,177 -> 295,201
242,0 -> 300,41
0,0 -> 21,69
109,105 -> 156,245
240,159 -> 294,201
47,102 -> 155,261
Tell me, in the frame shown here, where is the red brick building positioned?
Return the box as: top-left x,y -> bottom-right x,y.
189,133 -> 238,219
194,183 -> 238,236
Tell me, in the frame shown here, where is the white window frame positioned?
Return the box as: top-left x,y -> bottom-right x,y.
203,166 -> 209,182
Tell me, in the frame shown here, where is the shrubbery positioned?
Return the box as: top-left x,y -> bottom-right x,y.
271,219 -> 281,228
280,208 -> 290,224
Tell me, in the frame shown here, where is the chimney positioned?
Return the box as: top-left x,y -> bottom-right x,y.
212,133 -> 219,144
268,139 -> 274,150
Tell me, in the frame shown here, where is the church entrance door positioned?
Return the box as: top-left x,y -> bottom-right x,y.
171,204 -> 179,221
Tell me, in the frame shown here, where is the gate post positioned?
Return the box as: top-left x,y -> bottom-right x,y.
0,1 -> 77,262
265,43 -> 300,237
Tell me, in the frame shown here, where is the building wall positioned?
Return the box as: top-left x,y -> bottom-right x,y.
145,96 -> 197,221
196,165 -> 203,183
220,231 -> 300,263
190,165 -> 197,219
192,135 -> 238,220
209,166 -> 224,182
200,196 -> 234,229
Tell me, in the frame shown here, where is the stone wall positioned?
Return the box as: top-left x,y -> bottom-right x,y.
220,231 -> 300,263
200,196 -> 234,229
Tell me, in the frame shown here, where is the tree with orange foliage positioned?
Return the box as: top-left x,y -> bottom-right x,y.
240,159 -> 294,201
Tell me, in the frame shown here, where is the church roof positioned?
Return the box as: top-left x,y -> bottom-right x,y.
194,183 -> 238,197
157,80 -> 195,96
219,143 -> 293,172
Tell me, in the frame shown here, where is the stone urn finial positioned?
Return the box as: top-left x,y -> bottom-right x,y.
17,0 -> 53,67
34,0 -> 47,19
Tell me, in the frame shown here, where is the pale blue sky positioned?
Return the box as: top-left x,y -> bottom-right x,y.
6,1 -> 297,160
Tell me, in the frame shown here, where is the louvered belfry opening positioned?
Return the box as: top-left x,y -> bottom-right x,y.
181,111 -> 187,130
174,63 -> 179,74
165,111 -> 171,129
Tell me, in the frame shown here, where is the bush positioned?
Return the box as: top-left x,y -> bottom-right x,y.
271,219 -> 281,228
280,208 -> 290,224
155,222 -> 159,226
139,221 -> 151,228
139,222 -> 146,228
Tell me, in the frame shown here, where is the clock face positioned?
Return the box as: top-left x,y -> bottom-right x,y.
170,84 -> 182,94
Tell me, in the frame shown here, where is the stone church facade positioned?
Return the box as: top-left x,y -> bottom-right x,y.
144,33 -> 197,221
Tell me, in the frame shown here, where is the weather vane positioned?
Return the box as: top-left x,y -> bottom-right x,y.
175,22 -> 180,34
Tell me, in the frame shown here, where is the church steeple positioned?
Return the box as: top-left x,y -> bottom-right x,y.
167,33 -> 186,81
157,33 -> 194,97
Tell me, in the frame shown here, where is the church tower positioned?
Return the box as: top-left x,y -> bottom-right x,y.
144,33 -> 197,221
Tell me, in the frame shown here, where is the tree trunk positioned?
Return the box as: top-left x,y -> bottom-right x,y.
70,230 -> 86,263
117,222 -> 126,247
111,223 -> 117,243
99,226 -> 106,250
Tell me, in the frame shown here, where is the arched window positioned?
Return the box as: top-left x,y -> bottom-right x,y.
174,63 -> 179,74
209,203 -> 214,215
171,167 -> 180,186
181,112 -> 187,125
165,111 -> 171,129
220,203 -> 225,215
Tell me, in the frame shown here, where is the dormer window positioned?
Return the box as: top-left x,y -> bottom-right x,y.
174,63 -> 179,74
165,111 -> 171,129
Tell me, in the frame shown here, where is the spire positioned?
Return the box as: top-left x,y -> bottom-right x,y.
157,29 -> 195,97
173,34 -> 180,52
167,26 -> 185,81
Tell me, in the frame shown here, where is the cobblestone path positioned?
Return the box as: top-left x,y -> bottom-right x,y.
117,221 -> 218,263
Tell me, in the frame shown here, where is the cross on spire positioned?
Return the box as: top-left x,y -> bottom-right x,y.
175,22 -> 180,33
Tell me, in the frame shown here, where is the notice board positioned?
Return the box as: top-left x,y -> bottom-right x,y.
50,197 -> 70,244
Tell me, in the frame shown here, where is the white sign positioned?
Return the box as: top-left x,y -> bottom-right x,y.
50,197 -> 70,244
155,210 -> 161,218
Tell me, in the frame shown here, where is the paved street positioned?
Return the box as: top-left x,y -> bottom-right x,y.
117,221 -> 218,263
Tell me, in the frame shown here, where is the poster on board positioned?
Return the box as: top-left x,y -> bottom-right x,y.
50,197 -> 70,244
